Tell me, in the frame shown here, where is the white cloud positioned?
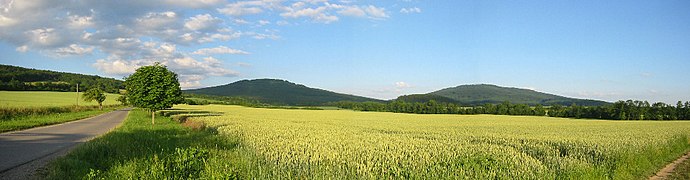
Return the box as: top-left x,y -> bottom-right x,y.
184,14 -> 222,31
192,46 -> 249,55
15,45 -> 28,52
171,57 -> 238,76
165,0 -> 223,8
1,0 -> 395,88
364,5 -> 388,19
335,5 -> 389,19
25,28 -> 62,47
136,11 -> 179,31
178,74 -> 204,88
244,31 -> 280,40
337,6 -> 365,17
217,1 -> 264,16
281,6 -> 339,23
1,0 -> 13,13
202,56 -> 222,66
400,7 -> 421,14
0,14 -> 16,26
67,14 -> 95,29
93,59 -> 142,76
55,44 -> 94,56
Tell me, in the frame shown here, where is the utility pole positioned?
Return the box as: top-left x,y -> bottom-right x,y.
76,83 -> 79,106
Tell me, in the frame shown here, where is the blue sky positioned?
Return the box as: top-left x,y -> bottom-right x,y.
1,0 -> 689,103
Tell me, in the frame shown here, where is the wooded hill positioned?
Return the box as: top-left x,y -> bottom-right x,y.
184,79 -> 383,106
0,64 -> 124,93
425,84 -> 609,106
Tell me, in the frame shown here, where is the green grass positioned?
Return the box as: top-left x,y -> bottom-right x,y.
668,156 -> 690,180
45,109 -> 242,179
0,106 -> 122,133
0,91 -> 121,107
0,91 -> 124,132
46,105 -> 690,179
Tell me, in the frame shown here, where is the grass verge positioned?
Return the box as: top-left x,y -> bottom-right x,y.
0,105 -> 123,133
44,109 -> 242,179
668,155 -> 690,180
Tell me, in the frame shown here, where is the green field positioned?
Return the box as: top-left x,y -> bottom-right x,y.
0,91 -> 123,132
186,104 -> 690,179
0,91 -> 121,107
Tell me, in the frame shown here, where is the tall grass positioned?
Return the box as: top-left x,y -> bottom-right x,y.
45,109 -> 243,179
0,105 -> 123,132
0,105 -> 118,120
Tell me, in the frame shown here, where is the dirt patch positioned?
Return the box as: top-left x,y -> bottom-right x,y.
650,151 -> 690,180
182,119 -> 206,131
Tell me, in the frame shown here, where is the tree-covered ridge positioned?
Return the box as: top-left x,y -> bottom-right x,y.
184,79 -> 383,106
0,64 -> 124,93
430,84 -> 608,106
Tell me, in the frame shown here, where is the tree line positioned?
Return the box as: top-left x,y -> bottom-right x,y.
549,100 -> 690,120
0,64 -> 123,93
332,100 -> 690,120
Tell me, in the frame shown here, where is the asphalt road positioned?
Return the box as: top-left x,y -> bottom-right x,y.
0,108 -> 130,174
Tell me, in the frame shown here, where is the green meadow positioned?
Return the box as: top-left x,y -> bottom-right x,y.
0,91 -> 123,132
0,91 -> 121,107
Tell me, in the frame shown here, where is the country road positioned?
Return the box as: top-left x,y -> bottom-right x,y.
0,108 -> 130,178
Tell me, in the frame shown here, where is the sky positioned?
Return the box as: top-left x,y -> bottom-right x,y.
0,0 -> 689,103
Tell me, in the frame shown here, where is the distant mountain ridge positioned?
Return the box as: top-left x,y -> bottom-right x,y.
424,84 -> 608,106
184,79 -> 383,106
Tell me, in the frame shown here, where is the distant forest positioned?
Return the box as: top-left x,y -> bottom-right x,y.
0,64 -> 124,93
333,100 -> 690,121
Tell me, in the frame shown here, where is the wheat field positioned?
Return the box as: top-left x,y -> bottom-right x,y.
176,104 -> 690,179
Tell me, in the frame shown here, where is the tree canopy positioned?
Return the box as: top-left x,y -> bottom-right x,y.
82,87 -> 106,110
0,64 -> 123,93
125,63 -> 182,124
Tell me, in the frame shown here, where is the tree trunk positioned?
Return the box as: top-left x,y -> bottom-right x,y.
99,103 -> 102,110
152,111 -> 155,125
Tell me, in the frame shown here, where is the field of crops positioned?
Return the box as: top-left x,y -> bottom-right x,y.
177,104 -> 690,179
0,91 -> 121,107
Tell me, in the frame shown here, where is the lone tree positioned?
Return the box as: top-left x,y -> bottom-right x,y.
125,63 -> 182,125
83,87 -> 106,110
117,93 -> 128,106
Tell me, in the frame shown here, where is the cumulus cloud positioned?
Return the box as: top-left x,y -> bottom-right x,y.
337,6 -> 366,17
55,44 -> 94,56
164,0 -> 223,8
281,6 -> 339,23
400,7 -> 421,14
192,46 -> 249,55
217,1 -> 264,16
364,5 -> 388,19
136,11 -> 179,31
1,0 -> 393,87
184,14 -> 222,31
93,58 -> 143,76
